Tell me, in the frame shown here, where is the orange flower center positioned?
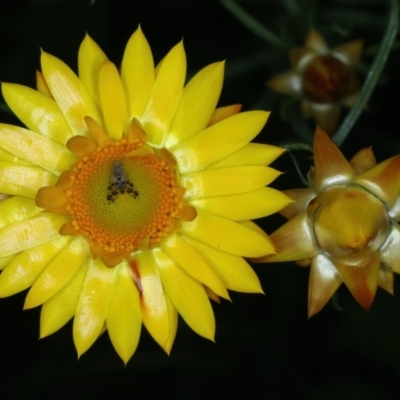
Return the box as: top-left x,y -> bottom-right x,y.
309,185 -> 390,264
302,55 -> 354,103
36,134 -> 196,267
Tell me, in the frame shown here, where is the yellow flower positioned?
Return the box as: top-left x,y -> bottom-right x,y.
0,27 -> 289,363
254,127 -> 400,317
268,30 -> 363,135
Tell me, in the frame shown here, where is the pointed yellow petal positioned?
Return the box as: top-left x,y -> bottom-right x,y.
0,196 -> 41,229
209,143 -> 285,169
333,254 -> 380,310
36,70 -> 53,98
180,208 -> 274,257
289,47 -> 316,70
279,188 -> 317,219
0,255 -> 15,271
154,248 -> 215,341
133,250 -> 170,351
181,166 -> 280,199
2,83 -> 72,145
40,258 -> 89,338
0,124 -> 76,174
192,187 -> 292,220
313,126 -> 355,192
166,61 -> 224,147
354,155 -> 400,209
172,111 -> 269,174
255,211 -> 318,263
381,223 -> 400,273
98,60 -> 128,141
185,236 -> 262,293
41,51 -> 103,137
308,254 -> 342,317
0,236 -> 70,297
141,41 -> 186,147
121,26 -> 155,120
310,103 -> 342,136
0,162 -> 56,198
305,30 -> 329,53
267,71 -> 302,96
0,147 -> 32,166
0,213 -> 67,257
24,236 -> 89,309
349,147 -> 376,175
73,258 -> 119,357
163,292 -> 178,355
161,233 -> 229,299
107,262 -> 142,364
378,269 -> 394,294
207,104 -> 242,126
332,40 -> 363,69
78,34 -> 107,106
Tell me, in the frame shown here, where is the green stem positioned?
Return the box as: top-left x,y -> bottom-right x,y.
332,0 -> 399,146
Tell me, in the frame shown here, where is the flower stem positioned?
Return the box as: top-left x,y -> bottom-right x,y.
332,0 -> 399,147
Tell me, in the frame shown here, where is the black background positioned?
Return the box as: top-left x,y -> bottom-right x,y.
1,0 -> 400,398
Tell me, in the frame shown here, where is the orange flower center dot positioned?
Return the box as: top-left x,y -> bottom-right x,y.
60,140 -> 184,266
302,55 -> 352,103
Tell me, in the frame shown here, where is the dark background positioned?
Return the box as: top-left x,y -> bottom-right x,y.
1,0 -> 400,398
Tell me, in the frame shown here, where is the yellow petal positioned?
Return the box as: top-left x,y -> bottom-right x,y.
78,34 -> 107,106
209,143 -> 285,169
0,147 -> 33,166
0,255 -> 15,271
0,213 -> 67,257
1,83 -> 72,145
107,262 -> 142,364
0,236 -> 70,297
141,41 -> 186,147
308,254 -> 342,318
163,292 -> 178,355
133,250 -> 170,351
154,248 -> 215,341
121,26 -> 155,120
41,51 -> 103,137
310,103 -> 341,136
255,211 -> 318,263
0,162 -> 56,198
378,269 -> 394,294
332,40 -> 363,69
185,236 -> 262,293
180,208 -> 274,257
305,30 -> 329,53
40,258 -> 89,338
333,254 -> 380,310
0,124 -> 76,174
73,258 -> 119,357
349,147 -> 376,175
36,70 -> 53,98
166,61 -> 224,147
267,71 -> 302,96
279,188 -> 317,219
313,126 -> 355,192
172,111 -> 269,174
182,166 -> 281,199
161,233 -> 229,299
354,155 -> 400,209
24,236 -> 89,309
98,60 -> 128,141
192,187 -> 292,220
0,196 -> 41,230
207,104 -> 242,126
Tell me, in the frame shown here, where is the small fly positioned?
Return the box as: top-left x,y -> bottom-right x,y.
107,160 -> 139,203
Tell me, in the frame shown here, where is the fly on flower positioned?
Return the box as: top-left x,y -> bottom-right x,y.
0,27 -> 290,363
